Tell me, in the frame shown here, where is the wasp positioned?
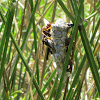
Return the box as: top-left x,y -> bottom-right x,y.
42,23 -> 54,60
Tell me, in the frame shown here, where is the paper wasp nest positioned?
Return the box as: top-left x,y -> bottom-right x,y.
51,20 -> 73,81
42,19 -> 74,81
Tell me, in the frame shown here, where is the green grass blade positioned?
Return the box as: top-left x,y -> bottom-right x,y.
94,90 -> 99,98
16,62 -> 23,99
17,42 -> 35,99
44,59 -> 53,75
7,56 -> 19,91
72,0 -> 78,13
41,69 -> 56,93
7,40 -> 12,63
6,0 -> 39,92
74,81 -> 82,100
66,17 -> 100,100
7,25 -> 15,63
49,74 -> 58,100
79,24 -> 100,94
91,19 -> 100,44
65,17 -> 100,100
21,0 -> 38,50
6,0 -> 38,92
36,59 -> 39,84
32,59 -> 52,96
42,0 -> 48,13
69,0 -> 76,17
66,56 -> 86,100
0,4 -> 15,83
0,23 -> 4,33
29,0 -> 39,84
70,0 -> 78,17
94,33 -> 100,51
31,0 -> 39,84
0,37 -> 9,83
0,10 -> 5,24
32,0 -> 38,55
10,33 -> 44,100
0,26 -> 6,61
74,50 -> 79,71
29,0 -> 33,11
55,0 -> 84,99
79,0 -> 84,19
71,80 -> 81,100
57,0 -> 74,22
0,10 -> 9,61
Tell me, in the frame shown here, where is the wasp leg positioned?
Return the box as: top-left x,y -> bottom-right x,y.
42,39 -> 54,50
46,48 -> 52,60
42,39 -> 54,60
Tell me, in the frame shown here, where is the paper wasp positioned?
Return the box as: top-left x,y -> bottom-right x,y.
42,23 -> 54,60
